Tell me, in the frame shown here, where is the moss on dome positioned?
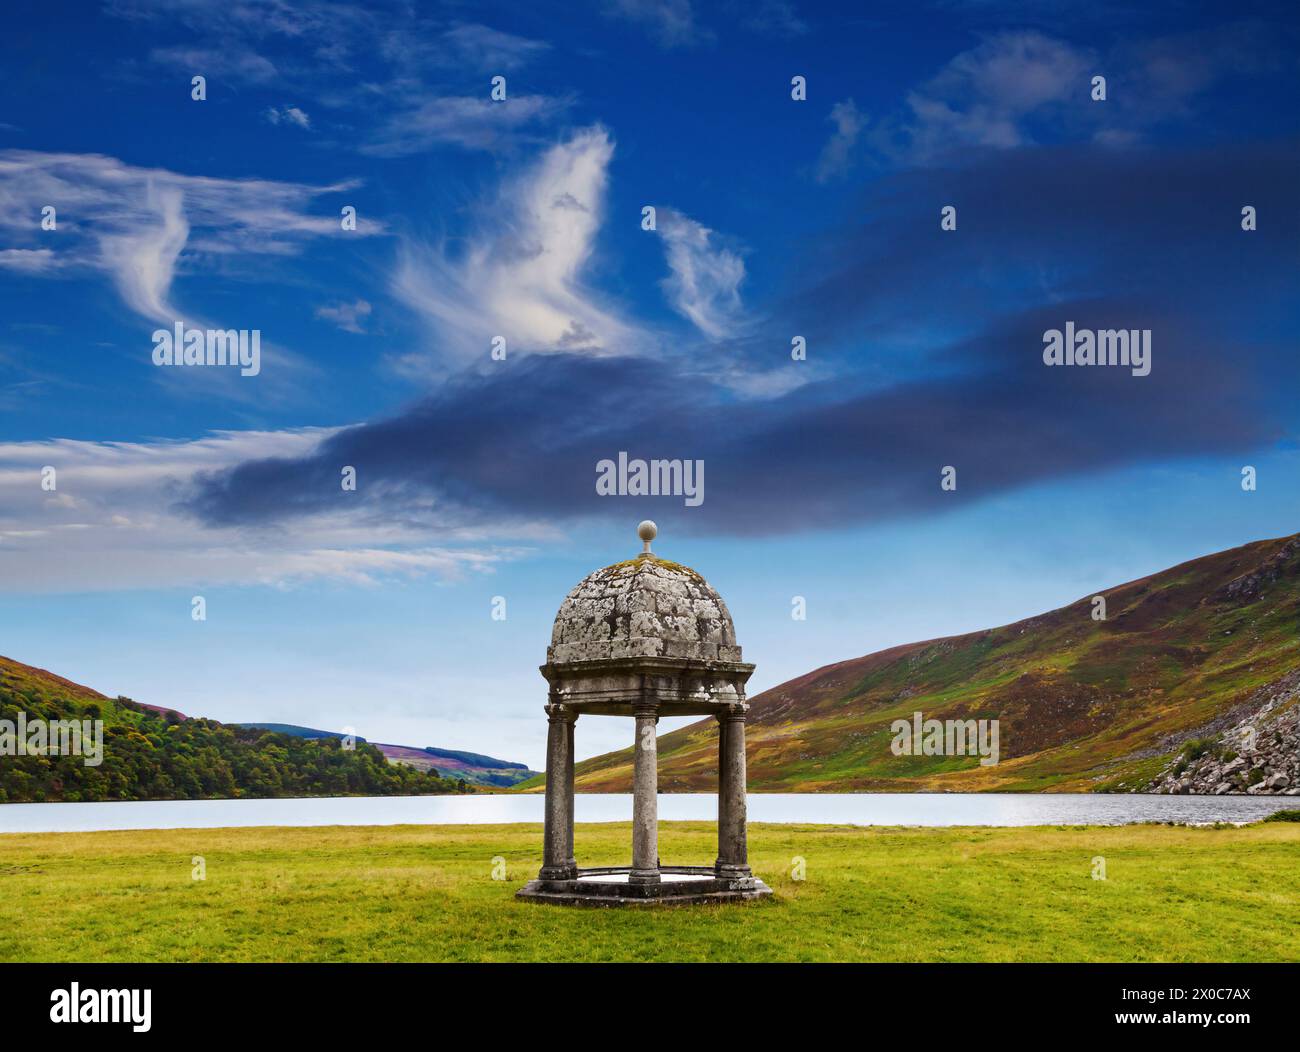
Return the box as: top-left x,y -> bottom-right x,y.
598,555 -> 704,580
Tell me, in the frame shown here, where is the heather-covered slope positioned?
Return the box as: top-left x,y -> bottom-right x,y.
558,533 -> 1300,793
235,724 -> 538,788
369,743 -> 538,788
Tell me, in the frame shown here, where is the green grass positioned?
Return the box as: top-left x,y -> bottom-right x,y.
2,821 -> 1297,962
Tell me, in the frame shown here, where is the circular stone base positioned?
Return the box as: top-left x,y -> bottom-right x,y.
516,865 -> 773,907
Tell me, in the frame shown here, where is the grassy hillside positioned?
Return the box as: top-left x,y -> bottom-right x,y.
0,657 -> 469,802
549,532 -> 1300,793
1,820 -> 1296,962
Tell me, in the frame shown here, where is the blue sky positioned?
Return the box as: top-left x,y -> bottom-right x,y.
0,0 -> 1297,767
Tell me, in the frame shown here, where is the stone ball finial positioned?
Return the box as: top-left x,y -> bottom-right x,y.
637,519 -> 657,554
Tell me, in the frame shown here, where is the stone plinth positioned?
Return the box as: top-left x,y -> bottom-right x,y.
517,866 -> 772,907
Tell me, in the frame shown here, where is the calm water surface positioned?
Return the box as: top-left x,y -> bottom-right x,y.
0,792 -> 1293,834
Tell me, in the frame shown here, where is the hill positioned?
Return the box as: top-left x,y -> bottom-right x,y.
370,743 -> 535,788
235,724 -> 538,788
0,657 -> 470,802
548,532 -> 1300,794
235,723 -> 359,741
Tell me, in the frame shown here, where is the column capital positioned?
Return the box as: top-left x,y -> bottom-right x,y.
545,702 -> 577,724
632,704 -> 660,722
716,702 -> 748,722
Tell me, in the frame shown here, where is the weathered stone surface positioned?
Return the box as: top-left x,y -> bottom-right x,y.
547,555 -> 740,665
630,711 -> 659,884
716,710 -> 750,878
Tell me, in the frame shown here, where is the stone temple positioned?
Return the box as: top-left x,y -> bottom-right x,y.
517,521 -> 773,905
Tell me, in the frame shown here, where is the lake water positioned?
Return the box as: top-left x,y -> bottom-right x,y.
0,792 -> 1293,834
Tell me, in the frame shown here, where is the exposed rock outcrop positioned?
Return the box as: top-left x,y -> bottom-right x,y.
1214,536 -> 1300,602
1150,671 -> 1300,795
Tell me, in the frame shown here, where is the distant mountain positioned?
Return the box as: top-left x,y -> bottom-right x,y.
0,658 -> 469,802
234,724 -> 538,788
236,723 -> 366,741
370,744 -> 535,788
548,532 -> 1300,794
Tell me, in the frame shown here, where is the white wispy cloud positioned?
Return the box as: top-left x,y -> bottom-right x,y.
866,27 -> 1271,167
869,32 -> 1092,164
149,44 -> 279,84
0,150 -> 372,325
741,0 -> 808,37
815,98 -> 865,182
315,298 -> 371,334
98,183 -> 189,320
0,248 -> 60,273
110,0 -> 377,53
392,126 -> 642,367
0,150 -> 387,402
381,22 -> 551,73
361,94 -> 571,157
391,129 -> 785,398
657,209 -> 745,340
118,2 -> 550,78
606,0 -> 712,48
0,429 -> 518,592
264,104 -> 312,129
117,3 -> 562,156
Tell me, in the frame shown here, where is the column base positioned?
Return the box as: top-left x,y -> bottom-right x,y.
538,864 -> 578,881
714,861 -> 752,879
628,868 -> 661,885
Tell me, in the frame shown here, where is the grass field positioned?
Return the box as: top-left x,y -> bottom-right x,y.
2,821 -> 1297,962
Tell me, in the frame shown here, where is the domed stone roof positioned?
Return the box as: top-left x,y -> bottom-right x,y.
547,554 -> 742,665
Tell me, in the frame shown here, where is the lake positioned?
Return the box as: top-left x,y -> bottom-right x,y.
0,792 -> 1293,833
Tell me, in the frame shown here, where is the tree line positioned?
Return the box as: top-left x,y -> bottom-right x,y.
0,673 -> 470,802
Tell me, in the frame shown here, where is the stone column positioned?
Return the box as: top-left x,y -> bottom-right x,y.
629,706 -> 660,884
564,714 -> 576,874
540,702 -> 576,880
715,704 -> 751,879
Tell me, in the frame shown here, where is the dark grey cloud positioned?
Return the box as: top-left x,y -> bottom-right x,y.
182,302 -> 1287,537
779,138 -> 1300,355
183,134 -> 1300,537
